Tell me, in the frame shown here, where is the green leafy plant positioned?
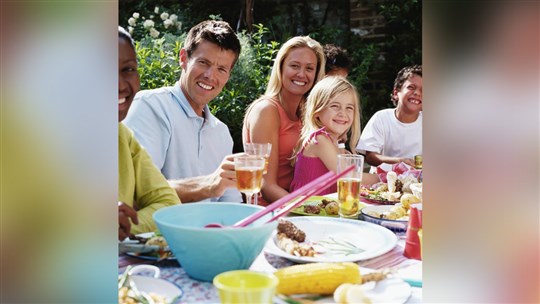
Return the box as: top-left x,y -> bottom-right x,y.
135,33 -> 184,90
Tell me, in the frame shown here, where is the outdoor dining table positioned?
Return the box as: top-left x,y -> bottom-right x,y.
119,231 -> 422,303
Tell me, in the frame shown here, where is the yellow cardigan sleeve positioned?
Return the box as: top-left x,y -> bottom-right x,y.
119,123 -> 180,234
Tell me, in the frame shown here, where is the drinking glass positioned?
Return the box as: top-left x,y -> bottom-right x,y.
243,143 -> 272,174
214,270 -> 278,304
336,154 -> 364,218
235,156 -> 265,205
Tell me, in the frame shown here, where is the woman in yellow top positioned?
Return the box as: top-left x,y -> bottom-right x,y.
118,26 -> 180,240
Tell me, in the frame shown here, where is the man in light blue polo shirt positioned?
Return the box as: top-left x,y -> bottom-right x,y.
124,20 -> 242,203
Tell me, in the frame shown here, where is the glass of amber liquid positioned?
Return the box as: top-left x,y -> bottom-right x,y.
337,154 -> 364,218
235,156 -> 265,205
243,143 -> 272,174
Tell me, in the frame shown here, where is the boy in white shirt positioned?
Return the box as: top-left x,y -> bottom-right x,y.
356,65 -> 422,168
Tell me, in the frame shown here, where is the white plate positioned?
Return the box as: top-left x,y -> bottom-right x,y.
358,267 -> 412,304
129,275 -> 183,303
325,192 -> 338,200
120,232 -> 176,261
120,265 -> 183,303
397,263 -> 423,287
265,217 -> 397,263
360,277 -> 412,304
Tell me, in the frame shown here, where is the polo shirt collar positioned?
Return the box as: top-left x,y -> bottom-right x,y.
171,82 -> 218,126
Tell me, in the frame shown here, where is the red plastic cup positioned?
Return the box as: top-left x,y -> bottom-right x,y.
404,203 -> 423,260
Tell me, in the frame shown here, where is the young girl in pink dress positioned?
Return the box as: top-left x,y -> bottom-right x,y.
290,76 -> 379,194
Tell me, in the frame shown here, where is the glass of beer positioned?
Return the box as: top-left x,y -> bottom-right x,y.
337,154 -> 364,218
243,143 -> 272,174
235,156 -> 265,205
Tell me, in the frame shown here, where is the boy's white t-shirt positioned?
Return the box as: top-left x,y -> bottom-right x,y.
356,108 -> 422,159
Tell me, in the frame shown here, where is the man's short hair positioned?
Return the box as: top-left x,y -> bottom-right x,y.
183,20 -> 242,66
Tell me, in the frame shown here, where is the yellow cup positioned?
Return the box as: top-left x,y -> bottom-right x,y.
418,228 -> 423,259
213,270 -> 278,304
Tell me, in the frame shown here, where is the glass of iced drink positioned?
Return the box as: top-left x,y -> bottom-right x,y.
337,154 -> 364,218
243,143 -> 272,174
235,156 -> 265,205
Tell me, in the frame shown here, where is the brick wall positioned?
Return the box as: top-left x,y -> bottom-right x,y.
349,0 -> 388,92
350,0 -> 386,41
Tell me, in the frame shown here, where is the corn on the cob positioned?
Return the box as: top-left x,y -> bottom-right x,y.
274,262 -> 362,295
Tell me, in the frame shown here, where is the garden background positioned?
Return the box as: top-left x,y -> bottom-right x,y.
120,0 -> 421,152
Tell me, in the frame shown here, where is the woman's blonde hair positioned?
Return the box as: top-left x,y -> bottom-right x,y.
291,76 -> 361,164
244,36 -> 325,125
265,36 -> 325,100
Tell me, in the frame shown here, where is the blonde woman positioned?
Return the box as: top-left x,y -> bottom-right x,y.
290,76 -> 379,194
243,36 -> 325,204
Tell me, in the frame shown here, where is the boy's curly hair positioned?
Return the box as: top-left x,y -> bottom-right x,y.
391,65 -> 422,106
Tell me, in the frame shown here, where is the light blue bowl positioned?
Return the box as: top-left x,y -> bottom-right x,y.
153,203 -> 277,282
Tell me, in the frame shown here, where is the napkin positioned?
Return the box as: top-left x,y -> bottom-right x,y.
376,162 -> 422,183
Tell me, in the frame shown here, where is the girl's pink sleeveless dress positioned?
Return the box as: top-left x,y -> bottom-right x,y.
290,127 -> 337,195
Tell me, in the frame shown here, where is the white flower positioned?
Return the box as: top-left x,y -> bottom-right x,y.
160,12 -> 169,21
149,28 -> 160,38
154,6 -> 159,14
128,26 -> 134,34
132,12 -> 139,19
169,14 -> 178,22
128,17 -> 136,26
163,19 -> 173,29
149,15 -> 154,19
176,21 -> 182,31
143,20 -> 155,29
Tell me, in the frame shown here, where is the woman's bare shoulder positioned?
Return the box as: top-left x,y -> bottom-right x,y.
246,97 -> 279,120
252,97 -> 278,111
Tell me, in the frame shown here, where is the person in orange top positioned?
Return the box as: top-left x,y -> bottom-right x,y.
243,36 -> 326,204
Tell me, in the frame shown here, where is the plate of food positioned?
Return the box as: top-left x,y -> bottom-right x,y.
119,265 -> 183,304
360,195 -> 400,205
265,217 -> 397,264
329,276 -> 412,304
360,205 -> 410,235
120,232 -> 175,261
274,265 -> 412,304
289,196 -> 342,217
361,171 -> 422,205
332,268 -> 412,304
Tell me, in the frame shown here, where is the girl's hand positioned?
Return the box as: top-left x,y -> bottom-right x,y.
338,148 -> 351,154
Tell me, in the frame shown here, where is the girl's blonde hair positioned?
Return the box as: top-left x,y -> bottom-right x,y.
244,36 -> 325,125
291,76 -> 361,164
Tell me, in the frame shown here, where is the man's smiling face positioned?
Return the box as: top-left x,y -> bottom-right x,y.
179,40 -> 236,116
